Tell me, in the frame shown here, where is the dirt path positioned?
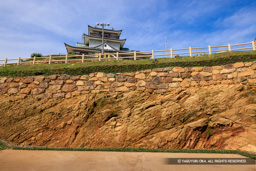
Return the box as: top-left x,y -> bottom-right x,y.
0,150 -> 255,171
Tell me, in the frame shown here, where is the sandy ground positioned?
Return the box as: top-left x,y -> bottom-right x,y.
0,150 -> 255,171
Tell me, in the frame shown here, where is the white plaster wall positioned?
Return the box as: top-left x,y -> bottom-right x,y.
103,44 -> 113,51
89,40 -> 101,48
89,40 -> 121,51
108,42 -> 120,50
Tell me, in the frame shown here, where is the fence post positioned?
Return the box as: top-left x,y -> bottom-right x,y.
228,44 -> 231,51
17,57 -> 21,66
208,45 -> 212,54
4,58 -> 7,67
152,50 -> 154,59
49,55 -> 52,64
82,54 -> 84,63
65,54 -> 68,63
116,52 -> 119,60
170,48 -> 173,58
134,51 -> 136,60
252,41 -> 256,51
189,47 -> 192,57
33,56 -> 36,65
99,53 -> 101,61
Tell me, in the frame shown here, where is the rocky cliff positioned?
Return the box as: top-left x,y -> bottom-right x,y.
0,83 -> 255,153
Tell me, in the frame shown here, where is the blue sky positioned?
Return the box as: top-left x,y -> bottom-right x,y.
0,0 -> 256,60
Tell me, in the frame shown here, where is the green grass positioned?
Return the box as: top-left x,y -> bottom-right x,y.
12,146 -> 256,159
0,141 -> 9,150
24,55 -> 95,62
1,51 -> 256,77
3,51 -> 256,70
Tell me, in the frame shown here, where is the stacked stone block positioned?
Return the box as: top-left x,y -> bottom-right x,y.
1,61 -> 256,99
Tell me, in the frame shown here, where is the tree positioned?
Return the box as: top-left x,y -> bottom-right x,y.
31,53 -> 42,58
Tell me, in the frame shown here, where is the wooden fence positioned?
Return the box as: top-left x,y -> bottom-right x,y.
0,41 -> 255,67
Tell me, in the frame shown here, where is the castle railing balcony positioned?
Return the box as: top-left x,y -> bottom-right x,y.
90,33 -> 119,39
90,33 -> 101,38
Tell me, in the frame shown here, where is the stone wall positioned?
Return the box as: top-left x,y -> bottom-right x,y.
1,61 -> 256,99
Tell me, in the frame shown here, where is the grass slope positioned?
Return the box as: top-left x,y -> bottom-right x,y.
0,141 -> 9,150
13,146 -> 256,159
0,51 -> 256,77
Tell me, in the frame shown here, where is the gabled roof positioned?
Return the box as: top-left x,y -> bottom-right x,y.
83,34 -> 126,48
64,43 -> 101,53
65,43 -> 152,58
93,42 -> 120,51
76,42 -> 89,48
88,25 -> 122,36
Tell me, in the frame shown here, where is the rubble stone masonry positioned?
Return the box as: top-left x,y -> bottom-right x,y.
1,61 -> 256,99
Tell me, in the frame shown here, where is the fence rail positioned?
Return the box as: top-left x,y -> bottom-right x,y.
0,41 -> 255,67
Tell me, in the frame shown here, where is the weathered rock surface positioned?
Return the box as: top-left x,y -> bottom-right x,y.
0,84 -> 255,153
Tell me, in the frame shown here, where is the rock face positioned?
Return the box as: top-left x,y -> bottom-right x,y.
0,84 -> 255,153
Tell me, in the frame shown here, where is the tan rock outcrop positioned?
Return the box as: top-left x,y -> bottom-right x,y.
116,86 -> 129,92
0,84 -> 255,153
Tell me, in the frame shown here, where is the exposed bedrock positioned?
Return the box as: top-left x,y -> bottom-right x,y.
0,84 -> 255,153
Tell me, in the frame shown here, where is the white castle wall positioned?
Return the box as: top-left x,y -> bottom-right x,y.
89,40 -> 121,51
